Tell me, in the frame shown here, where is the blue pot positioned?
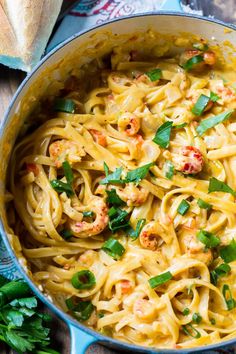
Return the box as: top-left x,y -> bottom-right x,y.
0,1 -> 236,353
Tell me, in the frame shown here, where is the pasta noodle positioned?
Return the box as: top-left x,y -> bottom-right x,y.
6,38 -> 236,349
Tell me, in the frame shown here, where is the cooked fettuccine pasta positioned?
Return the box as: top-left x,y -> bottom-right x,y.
7,40 -> 236,349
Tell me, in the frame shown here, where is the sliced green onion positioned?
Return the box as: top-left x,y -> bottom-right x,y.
192,312 -> 202,324
100,167 -> 123,185
66,297 -> 94,321
196,230 -> 220,248
222,284 -> 236,310
145,68 -> 162,81
106,189 -> 125,207
208,177 -> 236,197
210,318 -> 216,325
210,263 -> 231,286
148,271 -> 173,289
71,270 -> 96,290
108,208 -> 129,232
102,238 -> 125,260
182,55 -> 204,71
153,121 -> 173,148
104,162 -> 109,177
220,239 -> 236,263
177,200 -> 190,216
125,162 -> 154,183
192,43 -> 209,51
210,91 -> 220,102
196,110 -> 234,136
82,211 -> 94,218
128,219 -> 146,240
164,160 -> 174,180
192,94 -> 210,116
50,179 -> 74,197
54,98 -> 75,113
174,123 -> 187,129
182,323 -> 201,338
98,312 -> 105,318
197,198 -> 212,210
182,308 -> 190,316
62,161 -> 74,185
60,229 -> 73,240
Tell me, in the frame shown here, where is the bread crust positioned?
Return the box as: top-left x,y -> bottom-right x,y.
0,0 -> 63,71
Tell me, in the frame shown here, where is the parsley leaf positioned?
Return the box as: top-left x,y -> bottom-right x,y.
220,239 -> 236,263
196,110 -> 234,136
208,177 -> 236,197
125,163 -> 154,183
153,121 -> 173,148
106,189 -> 125,207
145,68 -> 162,81
100,166 -> 123,185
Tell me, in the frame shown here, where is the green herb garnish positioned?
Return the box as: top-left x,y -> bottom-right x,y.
164,160 -> 174,180
71,270 -> 96,290
50,180 -> 74,197
174,123 -> 188,129
145,68 -> 162,81
148,271 -> 173,289
54,98 -> 75,113
100,166 -> 123,185
192,94 -> 210,116
182,55 -> 204,71
196,110 -> 234,136
210,263 -> 231,286
108,207 -> 129,232
208,177 -> 236,197
192,43 -> 209,51
197,198 -> 212,210
102,238 -> 125,260
153,121 -> 173,148
182,308 -> 190,316
62,161 -> 74,185
182,323 -> 201,338
128,219 -> 146,240
210,318 -> 216,325
106,189 -> 125,207
177,200 -> 190,216
196,230 -> 220,248
220,239 -> 236,263
65,297 -> 94,321
125,162 -> 154,183
0,277 -> 59,354
222,284 -> 236,310
192,312 -> 202,324
82,211 -> 95,218
210,91 -> 220,102
60,229 -> 73,240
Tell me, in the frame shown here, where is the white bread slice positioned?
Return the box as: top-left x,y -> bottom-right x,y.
0,0 -> 63,71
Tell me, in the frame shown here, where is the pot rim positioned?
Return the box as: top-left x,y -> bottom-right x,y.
1,11 -> 236,353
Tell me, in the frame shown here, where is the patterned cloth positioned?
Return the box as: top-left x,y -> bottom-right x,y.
0,1 -> 235,352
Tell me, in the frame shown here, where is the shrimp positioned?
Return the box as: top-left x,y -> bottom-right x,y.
172,146 -> 204,175
181,233 -> 213,265
118,112 -> 140,136
69,197 -> 108,237
139,221 -> 164,251
26,163 -> 39,177
133,299 -> 157,321
49,139 -> 86,168
120,280 -> 133,295
116,183 -> 149,207
89,129 -> 107,147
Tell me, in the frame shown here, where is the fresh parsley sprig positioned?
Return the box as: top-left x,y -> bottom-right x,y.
0,277 -> 59,354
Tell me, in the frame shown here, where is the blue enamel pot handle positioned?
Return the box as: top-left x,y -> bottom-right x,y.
69,324 -> 97,353
67,2 -> 182,352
